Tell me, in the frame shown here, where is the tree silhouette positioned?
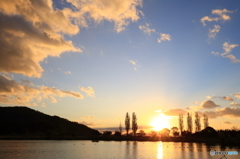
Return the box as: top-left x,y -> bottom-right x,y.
139,130 -> 146,136
171,127 -> 179,137
125,112 -> 130,136
132,112 -> 138,136
160,128 -> 170,137
179,113 -> 184,136
195,112 -> 201,132
187,112 -> 192,134
203,114 -> 209,129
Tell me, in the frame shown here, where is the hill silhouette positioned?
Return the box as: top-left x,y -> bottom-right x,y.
0,106 -> 100,139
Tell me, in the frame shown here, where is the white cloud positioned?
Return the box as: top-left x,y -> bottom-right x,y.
64,71 -> 72,74
79,86 -> 95,97
201,9 -> 234,26
158,33 -> 171,43
212,42 -> 240,63
208,25 -> 220,39
129,60 -> 137,65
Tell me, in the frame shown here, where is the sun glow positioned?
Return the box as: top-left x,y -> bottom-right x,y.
150,113 -> 170,131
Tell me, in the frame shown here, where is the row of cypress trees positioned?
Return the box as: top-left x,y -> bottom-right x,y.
122,112 -> 138,136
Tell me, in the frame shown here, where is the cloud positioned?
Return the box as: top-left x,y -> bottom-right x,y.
129,60 -> 138,71
200,100 -> 220,109
208,25 -> 220,39
229,102 -> 240,106
48,96 -> 57,103
0,0 -> 81,77
64,71 -> 72,74
154,109 -> 162,113
79,86 -> 95,97
232,93 -> 240,98
192,107 -> 240,119
220,96 -> 234,101
158,33 -> 171,43
0,0 -> 143,77
207,96 -> 234,101
163,109 -> 187,116
217,107 -> 240,118
139,23 -> 171,43
79,121 -> 102,126
189,100 -> 220,110
212,42 -> 240,63
199,111 -> 219,119
201,9 -> 234,26
139,23 -> 155,35
66,0 -> 143,32
81,116 -> 94,119
0,74 -> 83,106
223,121 -> 232,124
129,60 -> 137,65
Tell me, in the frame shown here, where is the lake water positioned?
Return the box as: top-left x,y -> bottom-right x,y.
0,140 -> 239,159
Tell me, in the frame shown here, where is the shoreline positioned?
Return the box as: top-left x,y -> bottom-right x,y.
1,136 -> 239,146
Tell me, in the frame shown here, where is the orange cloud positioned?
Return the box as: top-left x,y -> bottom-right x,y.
79,86 -> 95,97
158,33 -> 171,43
163,109 -> 187,116
67,0 -> 143,32
0,0 -> 81,77
139,23 -> 155,35
0,75 -> 83,106
212,42 -> 239,63
208,25 -> 220,39
81,116 -> 94,119
223,121 -> 232,124
201,9 -> 234,26
207,96 -> 234,101
229,102 -> 240,106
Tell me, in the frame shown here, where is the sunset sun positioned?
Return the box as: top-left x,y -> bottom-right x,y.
150,114 -> 170,131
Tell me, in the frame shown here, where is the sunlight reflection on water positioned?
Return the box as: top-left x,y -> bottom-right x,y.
0,140 -> 239,159
157,142 -> 163,159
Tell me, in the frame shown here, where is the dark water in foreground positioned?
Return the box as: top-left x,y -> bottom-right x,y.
0,140 -> 239,159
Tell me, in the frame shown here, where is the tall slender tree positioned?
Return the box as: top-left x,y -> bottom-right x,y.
125,112 -> 130,136
132,112 -> 138,136
187,112 -> 192,134
203,114 -> 209,129
195,112 -> 201,132
179,113 -> 184,136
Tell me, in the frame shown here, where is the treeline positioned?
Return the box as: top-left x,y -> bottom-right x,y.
103,112 -> 145,136
178,112 -> 209,136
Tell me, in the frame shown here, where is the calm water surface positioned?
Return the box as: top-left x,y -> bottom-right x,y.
0,140 -> 239,159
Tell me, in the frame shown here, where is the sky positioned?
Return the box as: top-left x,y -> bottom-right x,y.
1,0 -> 240,133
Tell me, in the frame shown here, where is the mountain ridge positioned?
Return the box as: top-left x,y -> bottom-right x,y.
0,106 -> 100,139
